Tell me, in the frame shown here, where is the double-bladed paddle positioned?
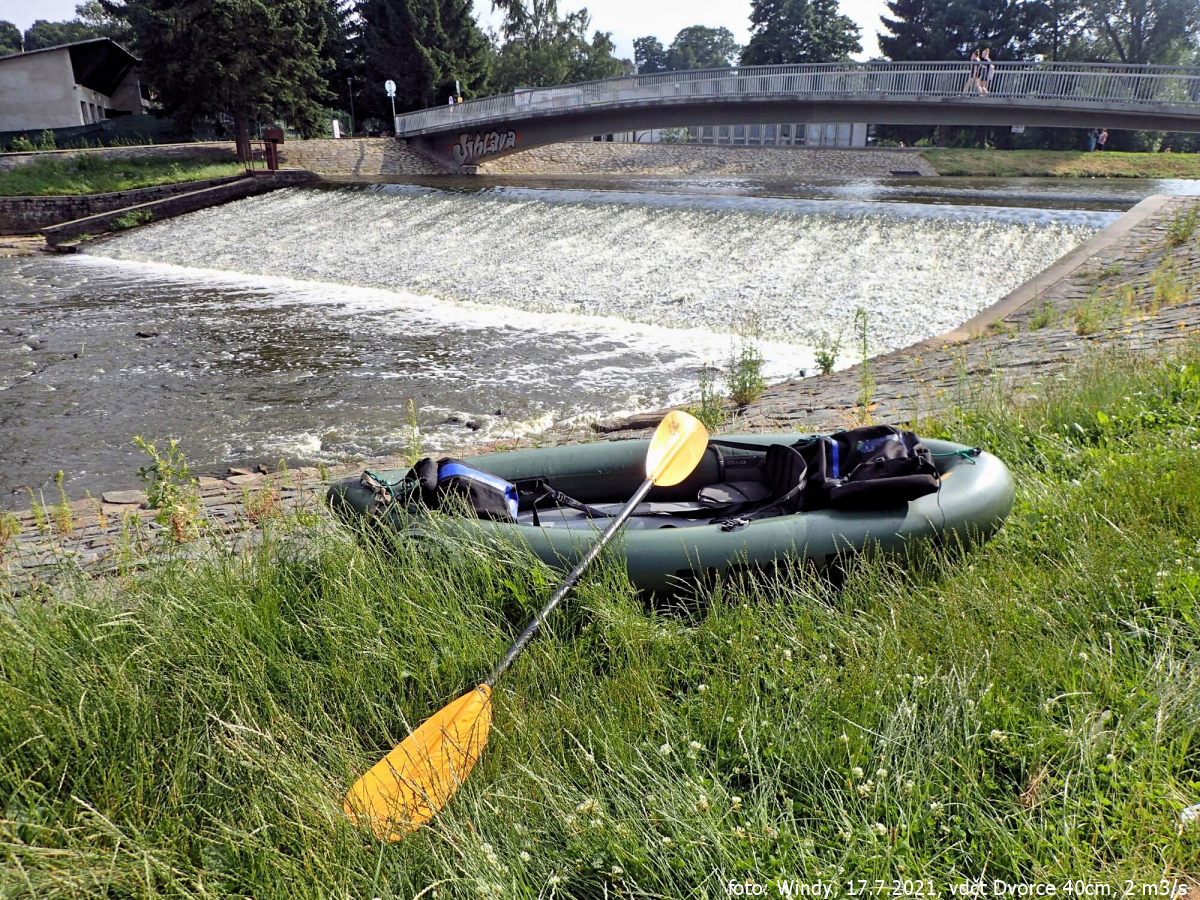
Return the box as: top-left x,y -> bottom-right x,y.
344,409 -> 709,841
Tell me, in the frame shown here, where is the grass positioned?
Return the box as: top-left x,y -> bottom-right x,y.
3,341 -> 1200,896
0,154 -> 243,197
922,148 -> 1200,179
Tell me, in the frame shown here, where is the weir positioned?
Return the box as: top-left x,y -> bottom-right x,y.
1,179 -> 1112,504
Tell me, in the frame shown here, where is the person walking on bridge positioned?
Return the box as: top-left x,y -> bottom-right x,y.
965,50 -> 982,93
979,49 -> 994,93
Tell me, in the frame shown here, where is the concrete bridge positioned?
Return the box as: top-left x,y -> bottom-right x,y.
394,61 -> 1200,168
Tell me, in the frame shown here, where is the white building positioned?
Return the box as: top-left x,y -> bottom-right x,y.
602,122 -> 869,148
0,38 -> 147,133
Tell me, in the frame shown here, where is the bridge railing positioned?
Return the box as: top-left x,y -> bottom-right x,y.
394,61 -> 1200,135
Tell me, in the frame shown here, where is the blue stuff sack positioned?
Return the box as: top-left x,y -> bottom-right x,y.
435,460 -> 520,521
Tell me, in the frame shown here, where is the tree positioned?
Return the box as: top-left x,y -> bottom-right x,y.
101,0 -> 334,161
76,0 -> 137,48
0,20 -> 21,56
360,0 -> 490,116
741,0 -> 862,65
877,0 -> 1027,61
666,25 -> 740,69
1020,0 -> 1090,60
24,19 -> 106,50
1082,0 -> 1199,64
634,35 -> 668,73
491,1 -> 622,90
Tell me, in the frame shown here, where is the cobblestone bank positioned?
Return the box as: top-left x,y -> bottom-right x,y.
476,142 -> 938,177
2,196 -> 1197,592
0,176 -> 246,235
278,138 -> 448,175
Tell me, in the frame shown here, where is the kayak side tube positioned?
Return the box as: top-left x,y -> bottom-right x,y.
327,436 -> 1016,595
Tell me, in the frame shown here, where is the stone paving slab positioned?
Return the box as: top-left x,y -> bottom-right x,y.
2,195 -> 1198,594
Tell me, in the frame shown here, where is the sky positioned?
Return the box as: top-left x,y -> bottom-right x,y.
0,0 -> 889,60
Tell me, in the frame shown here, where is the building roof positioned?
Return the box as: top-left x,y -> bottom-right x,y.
0,38 -> 139,96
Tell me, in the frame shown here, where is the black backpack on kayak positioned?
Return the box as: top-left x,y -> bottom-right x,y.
712,424 -> 940,520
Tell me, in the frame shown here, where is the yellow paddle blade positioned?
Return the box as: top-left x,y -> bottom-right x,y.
344,684 -> 492,841
645,409 -> 709,487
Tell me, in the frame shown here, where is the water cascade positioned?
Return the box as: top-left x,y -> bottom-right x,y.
0,181 -> 1109,503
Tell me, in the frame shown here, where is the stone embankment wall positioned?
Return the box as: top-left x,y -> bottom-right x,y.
0,176 -> 246,234
0,141 -> 237,172
278,139 -> 448,175
42,171 -> 316,246
477,142 -> 938,177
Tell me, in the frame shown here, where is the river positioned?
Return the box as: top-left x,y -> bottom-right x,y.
1,174 -> 1192,508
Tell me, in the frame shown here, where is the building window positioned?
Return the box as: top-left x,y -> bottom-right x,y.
81,101 -> 90,123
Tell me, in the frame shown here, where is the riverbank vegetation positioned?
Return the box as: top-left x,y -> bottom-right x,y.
2,338 -> 1199,895
922,148 -> 1200,179
0,155 -> 243,197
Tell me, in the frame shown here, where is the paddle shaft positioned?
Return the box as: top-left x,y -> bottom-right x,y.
486,476 -> 655,686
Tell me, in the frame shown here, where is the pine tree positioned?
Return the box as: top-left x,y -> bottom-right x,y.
878,0 -> 1028,62
359,0 -> 490,116
741,0 -> 862,65
102,0 -> 334,160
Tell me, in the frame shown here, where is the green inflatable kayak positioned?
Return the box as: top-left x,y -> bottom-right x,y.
327,433 -> 1015,594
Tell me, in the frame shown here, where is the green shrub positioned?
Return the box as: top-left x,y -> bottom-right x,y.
727,336 -> 766,407
688,364 -> 724,431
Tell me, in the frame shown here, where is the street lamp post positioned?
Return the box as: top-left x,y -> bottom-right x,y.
346,77 -> 355,137
385,79 -> 397,133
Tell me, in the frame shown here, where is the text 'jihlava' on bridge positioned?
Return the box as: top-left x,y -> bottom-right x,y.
390,60 -> 1200,169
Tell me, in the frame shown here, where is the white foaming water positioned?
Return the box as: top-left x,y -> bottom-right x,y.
88,184 -> 1099,356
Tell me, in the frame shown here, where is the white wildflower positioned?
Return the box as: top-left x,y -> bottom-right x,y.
873,822 -> 888,836
851,766 -> 865,779
576,798 -> 600,816
731,795 -> 743,810
990,729 -> 1007,742
1180,804 -> 1200,830
658,742 -> 672,757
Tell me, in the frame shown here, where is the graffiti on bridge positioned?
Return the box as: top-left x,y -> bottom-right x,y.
451,130 -> 518,163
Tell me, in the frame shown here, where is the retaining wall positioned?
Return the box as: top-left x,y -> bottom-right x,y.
477,142 -> 938,176
43,170 -> 317,246
277,138 -> 448,175
0,175 -> 246,234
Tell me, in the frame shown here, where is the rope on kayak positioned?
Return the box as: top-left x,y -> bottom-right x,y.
361,468 -> 415,513
931,447 -> 982,464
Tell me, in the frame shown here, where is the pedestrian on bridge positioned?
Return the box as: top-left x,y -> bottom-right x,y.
1097,128 -> 1109,150
979,49 -> 994,93
965,50 -> 982,94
